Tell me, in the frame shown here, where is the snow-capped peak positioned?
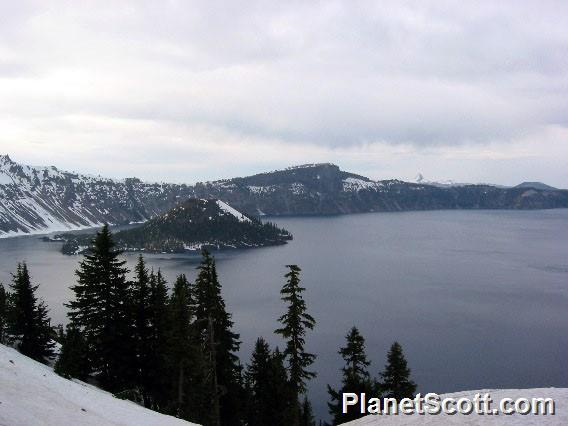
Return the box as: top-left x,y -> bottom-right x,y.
414,173 -> 465,188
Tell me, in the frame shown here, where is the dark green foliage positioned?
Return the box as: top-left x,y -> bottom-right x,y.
131,255 -> 153,403
146,269 -> 171,410
194,249 -> 242,426
245,339 -> 294,426
379,341 -> 416,400
275,264 -> 316,425
110,199 -> 292,253
275,265 -> 317,392
299,397 -> 316,426
328,327 -> 376,424
167,273 -> 206,421
54,324 -> 90,380
0,283 -> 8,344
7,263 -> 54,362
66,224 -> 134,392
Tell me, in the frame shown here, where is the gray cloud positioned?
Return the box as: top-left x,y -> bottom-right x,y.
0,0 -> 567,185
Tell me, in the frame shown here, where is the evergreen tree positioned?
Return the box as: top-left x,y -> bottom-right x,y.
66,225 -> 134,392
268,348 -> 295,425
54,324 -> 90,380
327,327 -> 376,424
146,269 -> 171,410
275,264 -> 316,426
0,283 -> 8,344
379,341 -> 416,400
7,263 -> 53,362
245,338 -> 293,426
168,273 -> 206,422
245,338 -> 271,426
299,396 -> 315,426
194,249 -> 242,426
131,255 -> 153,402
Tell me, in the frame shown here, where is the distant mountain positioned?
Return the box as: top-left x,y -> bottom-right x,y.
197,163 -> 568,216
59,199 -> 292,254
2,155 -> 568,237
515,182 -> 558,191
414,173 -> 509,188
414,173 -> 468,188
0,154 -> 194,237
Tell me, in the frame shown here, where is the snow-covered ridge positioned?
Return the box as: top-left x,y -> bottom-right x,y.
285,163 -> 336,171
0,155 -> 195,238
0,344 -> 197,426
342,177 -> 382,192
414,173 -> 508,189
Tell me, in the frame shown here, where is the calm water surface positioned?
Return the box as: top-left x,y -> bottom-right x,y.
1,209 -> 567,421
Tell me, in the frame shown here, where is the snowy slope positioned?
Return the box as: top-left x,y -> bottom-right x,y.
0,344 -> 198,426
3,155 -> 568,236
216,200 -> 252,222
343,388 -> 568,425
0,154 -> 196,238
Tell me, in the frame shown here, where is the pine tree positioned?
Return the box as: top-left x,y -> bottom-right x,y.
54,324 -> 90,380
7,263 -> 54,362
131,255 -> 153,402
267,348 -> 295,425
245,339 -> 294,426
66,225 -> 134,392
327,327 -> 376,424
0,283 -> 8,344
299,397 -> 315,426
245,338 -> 271,426
167,273 -> 209,423
379,341 -> 416,400
146,268 -> 171,410
193,249 -> 242,426
275,264 -> 316,426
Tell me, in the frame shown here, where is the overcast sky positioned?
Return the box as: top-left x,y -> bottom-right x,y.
1,1 -> 567,186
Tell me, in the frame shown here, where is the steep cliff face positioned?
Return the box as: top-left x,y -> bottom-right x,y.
195,163 -> 568,216
1,156 -> 568,237
0,155 -> 195,236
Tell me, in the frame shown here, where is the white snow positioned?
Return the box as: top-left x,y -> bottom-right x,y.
285,163 -> 333,170
0,155 -> 168,238
342,177 -> 380,192
343,388 -> 568,425
0,173 -> 14,185
0,344 -> 198,426
247,185 -> 276,194
289,182 -> 306,195
216,200 -> 251,223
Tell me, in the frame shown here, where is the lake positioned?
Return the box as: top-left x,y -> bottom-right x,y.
1,209 -> 567,421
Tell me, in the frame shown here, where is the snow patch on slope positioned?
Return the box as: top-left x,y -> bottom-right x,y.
0,344 -> 197,426
343,177 -> 380,192
216,200 -> 251,222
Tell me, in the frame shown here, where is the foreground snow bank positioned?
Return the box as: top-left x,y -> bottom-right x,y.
343,388 -> 568,425
0,344 -> 197,426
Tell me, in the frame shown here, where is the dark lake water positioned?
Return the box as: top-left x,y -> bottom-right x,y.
1,209 -> 568,421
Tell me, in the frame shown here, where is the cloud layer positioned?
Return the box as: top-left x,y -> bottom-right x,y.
0,1 -> 567,185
